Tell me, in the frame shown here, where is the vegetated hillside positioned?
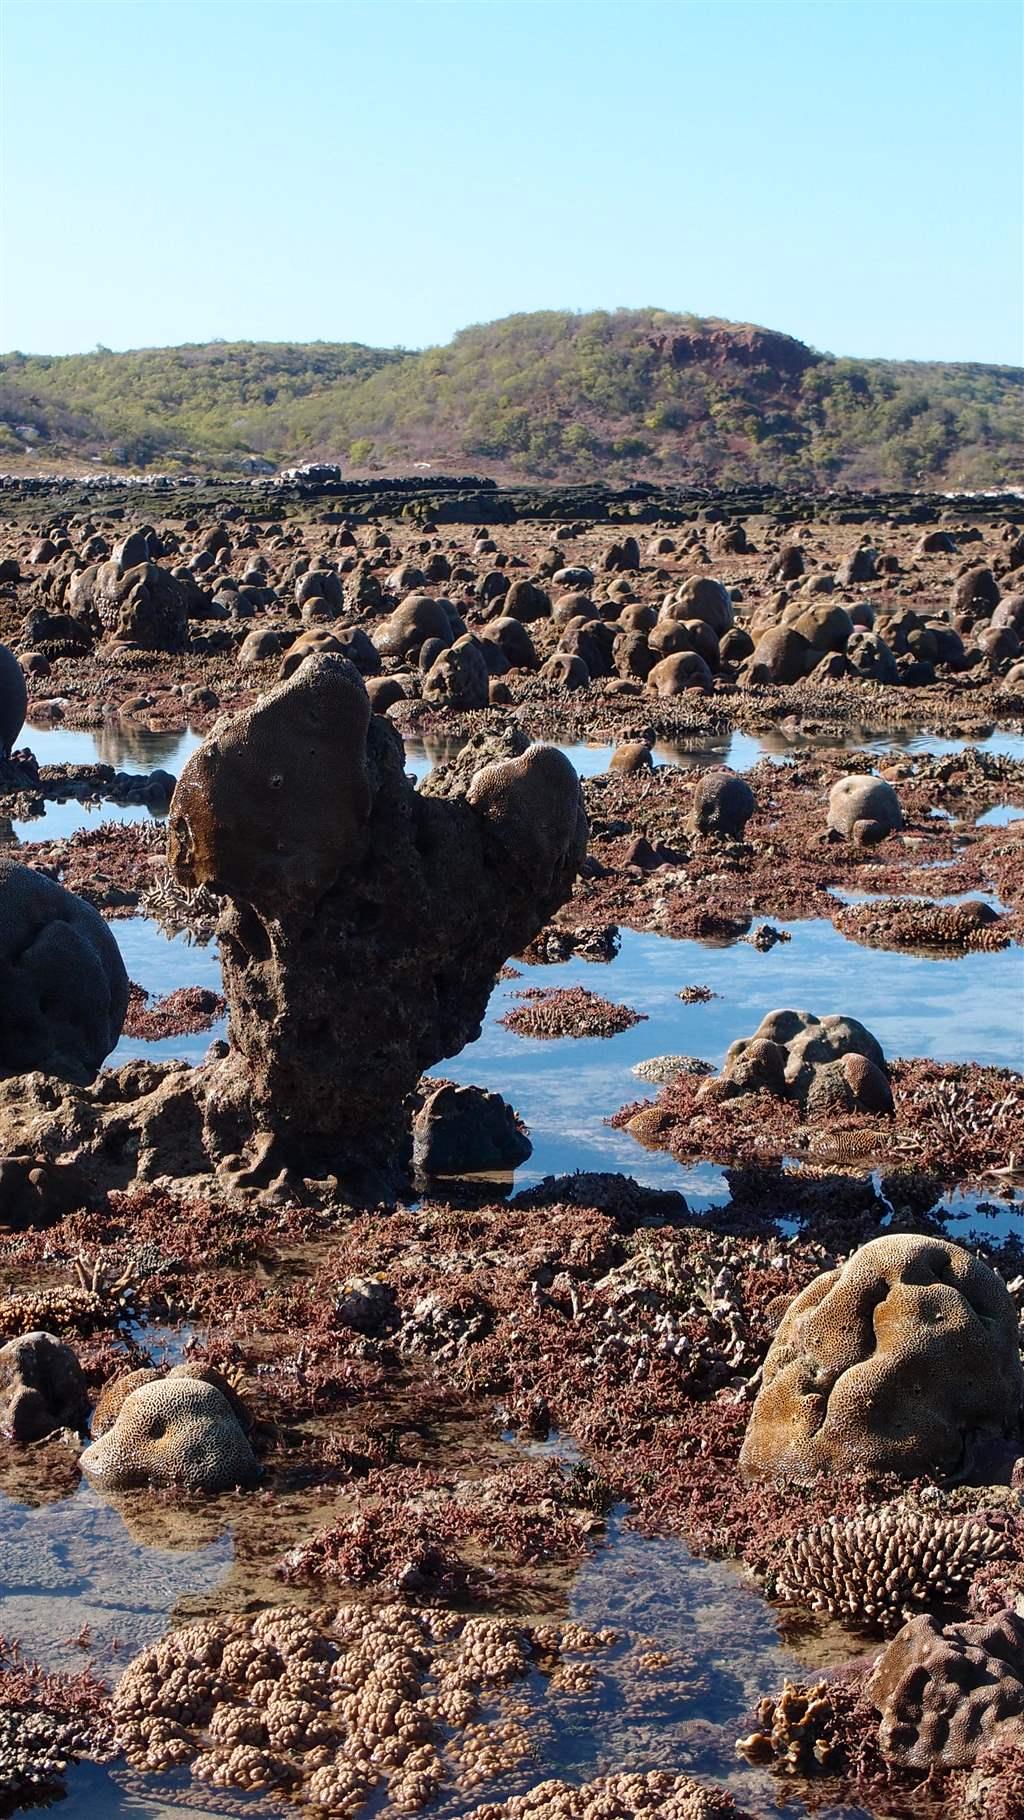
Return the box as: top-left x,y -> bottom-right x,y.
1,310 -> 1021,489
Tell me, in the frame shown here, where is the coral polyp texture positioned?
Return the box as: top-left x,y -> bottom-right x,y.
167,654 -> 586,1179
80,1374 -> 259,1493
740,1235 -> 1024,1482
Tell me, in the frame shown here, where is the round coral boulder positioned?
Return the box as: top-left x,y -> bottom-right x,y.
740,1235 -> 1024,1483
0,641 -> 27,760
0,859 -> 129,1084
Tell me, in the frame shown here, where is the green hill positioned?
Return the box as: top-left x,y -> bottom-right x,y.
1,310 -> 1021,489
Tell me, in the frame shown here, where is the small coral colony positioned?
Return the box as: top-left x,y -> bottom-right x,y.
0,475 -> 1022,1818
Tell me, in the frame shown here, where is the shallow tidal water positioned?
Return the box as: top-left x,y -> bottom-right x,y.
4,715 -> 1023,1818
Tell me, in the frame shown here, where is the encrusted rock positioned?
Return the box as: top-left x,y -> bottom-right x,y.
0,1331 -> 88,1441
167,656 -> 586,1180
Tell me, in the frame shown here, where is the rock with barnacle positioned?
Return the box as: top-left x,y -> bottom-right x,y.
740,1234 -> 1024,1482
167,655 -> 586,1182
867,1607 -> 1024,1770
80,1375 -> 259,1492
0,859 -> 129,1084
764,1504 -> 1009,1631
0,642 -> 27,759
827,774 -> 903,845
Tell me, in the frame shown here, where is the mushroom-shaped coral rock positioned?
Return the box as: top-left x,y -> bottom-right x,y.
0,859 -> 129,1084
827,774 -> 903,845
80,1375 -> 259,1493
0,642 -> 27,760
867,1607 -> 1024,1771
167,656 -> 586,1180
740,1235 -> 1024,1483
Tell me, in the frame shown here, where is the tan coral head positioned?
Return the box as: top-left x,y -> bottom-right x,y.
80,1377 -> 259,1494
740,1234 -> 1024,1484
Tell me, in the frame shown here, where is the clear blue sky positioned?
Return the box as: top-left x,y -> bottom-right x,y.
2,0 -> 1021,364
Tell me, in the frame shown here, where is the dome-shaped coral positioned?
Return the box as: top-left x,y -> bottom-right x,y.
740,1235 -> 1023,1482
80,1376 -> 259,1493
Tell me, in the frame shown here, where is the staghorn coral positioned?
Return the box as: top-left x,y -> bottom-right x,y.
763,1503 -> 1011,1631
833,896 -> 1012,955
122,984 -> 226,1041
868,1607 -> 1024,1772
740,1235 -> 1024,1483
167,656 -> 586,1183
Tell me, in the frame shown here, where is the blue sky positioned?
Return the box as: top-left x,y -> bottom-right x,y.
2,0 -> 1021,363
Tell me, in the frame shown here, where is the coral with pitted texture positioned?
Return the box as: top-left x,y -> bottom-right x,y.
0,641 -> 27,759
764,1504 -> 1010,1631
741,1235 -> 1023,1482
868,1607 -> 1024,1771
167,656 -> 586,1181
0,858 -> 129,1084
80,1374 -> 259,1492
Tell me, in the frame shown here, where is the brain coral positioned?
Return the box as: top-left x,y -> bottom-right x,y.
0,859 -> 129,1084
80,1376 -> 259,1493
867,1607 -> 1024,1771
740,1235 -> 1023,1482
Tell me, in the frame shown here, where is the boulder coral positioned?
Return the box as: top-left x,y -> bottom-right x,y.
713,1009 -> 891,1114
0,642 -> 27,759
80,1375 -> 259,1493
0,859 -> 129,1084
827,774 -> 903,845
740,1235 -> 1024,1482
868,1607 -> 1024,1771
167,655 -> 586,1180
